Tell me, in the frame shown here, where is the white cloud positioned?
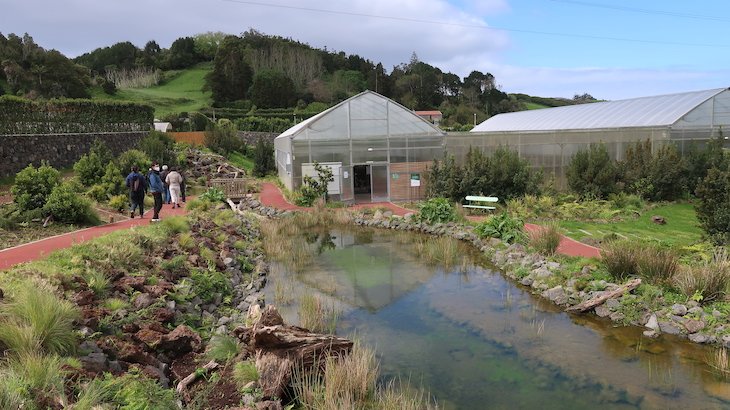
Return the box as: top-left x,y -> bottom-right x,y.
487,64 -> 730,99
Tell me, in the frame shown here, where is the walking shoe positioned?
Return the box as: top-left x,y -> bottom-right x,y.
151,218 -> 160,222
130,212 -> 134,219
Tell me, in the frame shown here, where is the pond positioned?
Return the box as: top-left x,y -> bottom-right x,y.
262,225 -> 730,409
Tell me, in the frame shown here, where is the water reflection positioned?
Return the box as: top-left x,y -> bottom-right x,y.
263,226 -> 730,409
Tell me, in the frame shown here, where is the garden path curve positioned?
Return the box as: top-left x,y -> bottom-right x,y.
0,204 -> 188,270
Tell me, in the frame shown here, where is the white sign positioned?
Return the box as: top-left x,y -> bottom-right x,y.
343,171 -> 349,179
410,179 -> 421,187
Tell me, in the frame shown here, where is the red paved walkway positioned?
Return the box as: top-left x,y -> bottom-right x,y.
525,223 -> 601,259
0,203 -> 188,270
259,183 -> 411,216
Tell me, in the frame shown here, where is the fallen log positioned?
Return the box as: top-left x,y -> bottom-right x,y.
567,278 -> 642,313
175,359 -> 219,394
233,305 -> 354,400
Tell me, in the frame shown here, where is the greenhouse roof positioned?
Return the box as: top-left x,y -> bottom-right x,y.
276,90 -> 444,140
472,88 -> 728,132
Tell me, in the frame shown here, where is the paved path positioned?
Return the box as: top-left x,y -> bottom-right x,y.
0,204 -> 188,270
525,223 -> 601,259
259,183 -> 412,216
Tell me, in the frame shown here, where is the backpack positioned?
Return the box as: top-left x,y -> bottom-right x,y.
132,174 -> 143,193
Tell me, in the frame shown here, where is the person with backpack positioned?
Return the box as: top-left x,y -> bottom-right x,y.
147,162 -> 164,222
125,166 -> 147,218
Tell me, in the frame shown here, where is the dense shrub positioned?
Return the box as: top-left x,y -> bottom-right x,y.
11,162 -> 61,212
205,119 -> 244,154
199,187 -> 226,203
108,194 -> 128,212
235,116 -> 293,133
140,131 -> 177,166
252,137 -> 275,177
117,149 -> 150,175
43,182 -> 100,225
73,152 -> 105,186
684,135 -> 727,194
566,144 -> 618,199
296,162 -> 333,207
427,147 -> 541,202
620,140 -> 686,201
474,212 -> 526,244
416,198 -> 456,224
696,166 -> 730,244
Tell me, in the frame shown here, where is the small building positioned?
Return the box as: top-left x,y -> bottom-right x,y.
274,91 -> 445,202
448,88 -> 730,187
153,122 -> 172,132
415,110 -> 443,126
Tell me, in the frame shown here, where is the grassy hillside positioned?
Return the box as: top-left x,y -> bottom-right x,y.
90,62 -> 212,117
524,102 -> 550,110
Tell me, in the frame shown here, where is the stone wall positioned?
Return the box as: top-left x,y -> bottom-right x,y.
237,131 -> 278,146
0,132 -> 146,178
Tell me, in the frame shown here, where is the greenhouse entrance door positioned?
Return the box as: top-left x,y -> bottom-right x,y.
353,164 -> 389,203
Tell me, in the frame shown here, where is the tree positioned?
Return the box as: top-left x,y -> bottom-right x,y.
166,37 -> 201,69
249,70 -> 296,109
297,162 -> 334,206
208,36 -> 253,103
140,131 -> 177,166
193,31 -> 227,61
566,144 -> 618,198
696,165 -> 730,244
204,119 -> 242,154
252,137 -> 275,177
12,161 -> 61,212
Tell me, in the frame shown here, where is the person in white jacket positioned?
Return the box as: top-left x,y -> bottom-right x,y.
165,167 -> 184,209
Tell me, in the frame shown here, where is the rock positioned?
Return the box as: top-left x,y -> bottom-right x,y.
373,210 -> 383,220
224,257 -> 235,266
688,306 -> 703,315
153,307 -> 175,323
658,320 -> 682,335
682,318 -> 705,334
722,335 -> 730,348
134,327 -> 165,348
713,309 -> 723,319
81,352 -> 109,373
73,290 -> 95,306
133,293 -> 155,309
488,237 -> 502,247
158,325 -> 202,356
520,277 -> 534,287
609,312 -> 625,322
115,276 -> 146,292
507,243 -> 526,253
671,304 -> 688,316
645,314 -> 659,331
109,360 -> 123,373
651,215 -> 666,225
218,316 -> 231,326
256,401 -> 284,410
689,333 -> 710,344
532,267 -> 552,279
605,298 -> 620,310
595,305 -> 611,318
546,261 -> 561,270
383,210 -> 393,218
642,330 -> 659,338
542,286 -> 567,305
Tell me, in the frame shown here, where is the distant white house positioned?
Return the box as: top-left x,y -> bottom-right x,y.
415,110 -> 443,125
153,122 -> 172,132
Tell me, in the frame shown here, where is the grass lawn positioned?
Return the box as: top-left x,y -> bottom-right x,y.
558,203 -> 702,247
524,102 -> 550,110
90,62 -> 212,117
227,151 -> 255,172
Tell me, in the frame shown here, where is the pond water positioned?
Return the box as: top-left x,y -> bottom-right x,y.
263,225 -> 730,409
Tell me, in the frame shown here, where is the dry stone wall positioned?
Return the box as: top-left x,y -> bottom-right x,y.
0,132 -> 145,177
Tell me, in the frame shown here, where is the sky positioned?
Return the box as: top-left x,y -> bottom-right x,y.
2,0 -> 730,100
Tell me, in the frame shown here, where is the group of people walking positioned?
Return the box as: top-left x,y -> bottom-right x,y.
124,163 -> 185,222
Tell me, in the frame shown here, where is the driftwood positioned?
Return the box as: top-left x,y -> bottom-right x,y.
175,360 -> 219,394
567,278 -> 642,313
233,305 -> 354,400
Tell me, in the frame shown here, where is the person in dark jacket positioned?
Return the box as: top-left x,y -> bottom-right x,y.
125,166 -> 147,218
147,163 -> 164,221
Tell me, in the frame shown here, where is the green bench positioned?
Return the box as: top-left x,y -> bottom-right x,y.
463,195 -> 499,211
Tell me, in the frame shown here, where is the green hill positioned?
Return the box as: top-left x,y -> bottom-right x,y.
90,62 -> 212,117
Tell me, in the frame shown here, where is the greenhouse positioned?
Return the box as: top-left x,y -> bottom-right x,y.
450,87 -> 730,188
274,90 -> 445,202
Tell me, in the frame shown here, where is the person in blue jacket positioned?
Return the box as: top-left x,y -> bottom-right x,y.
125,166 -> 147,218
147,162 -> 164,221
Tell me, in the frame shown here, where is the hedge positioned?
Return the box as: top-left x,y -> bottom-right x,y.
0,96 -> 154,135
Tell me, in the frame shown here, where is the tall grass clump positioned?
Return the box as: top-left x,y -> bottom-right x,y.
0,281 -> 78,355
159,216 -> 190,235
261,219 -> 313,272
673,249 -> 730,304
602,240 -> 640,282
636,245 -> 679,285
0,352 -> 66,407
413,236 -> 461,268
707,347 -> 730,380
298,294 -> 339,334
529,222 -> 562,256
206,335 -> 240,363
233,360 -> 259,388
292,343 -> 436,410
